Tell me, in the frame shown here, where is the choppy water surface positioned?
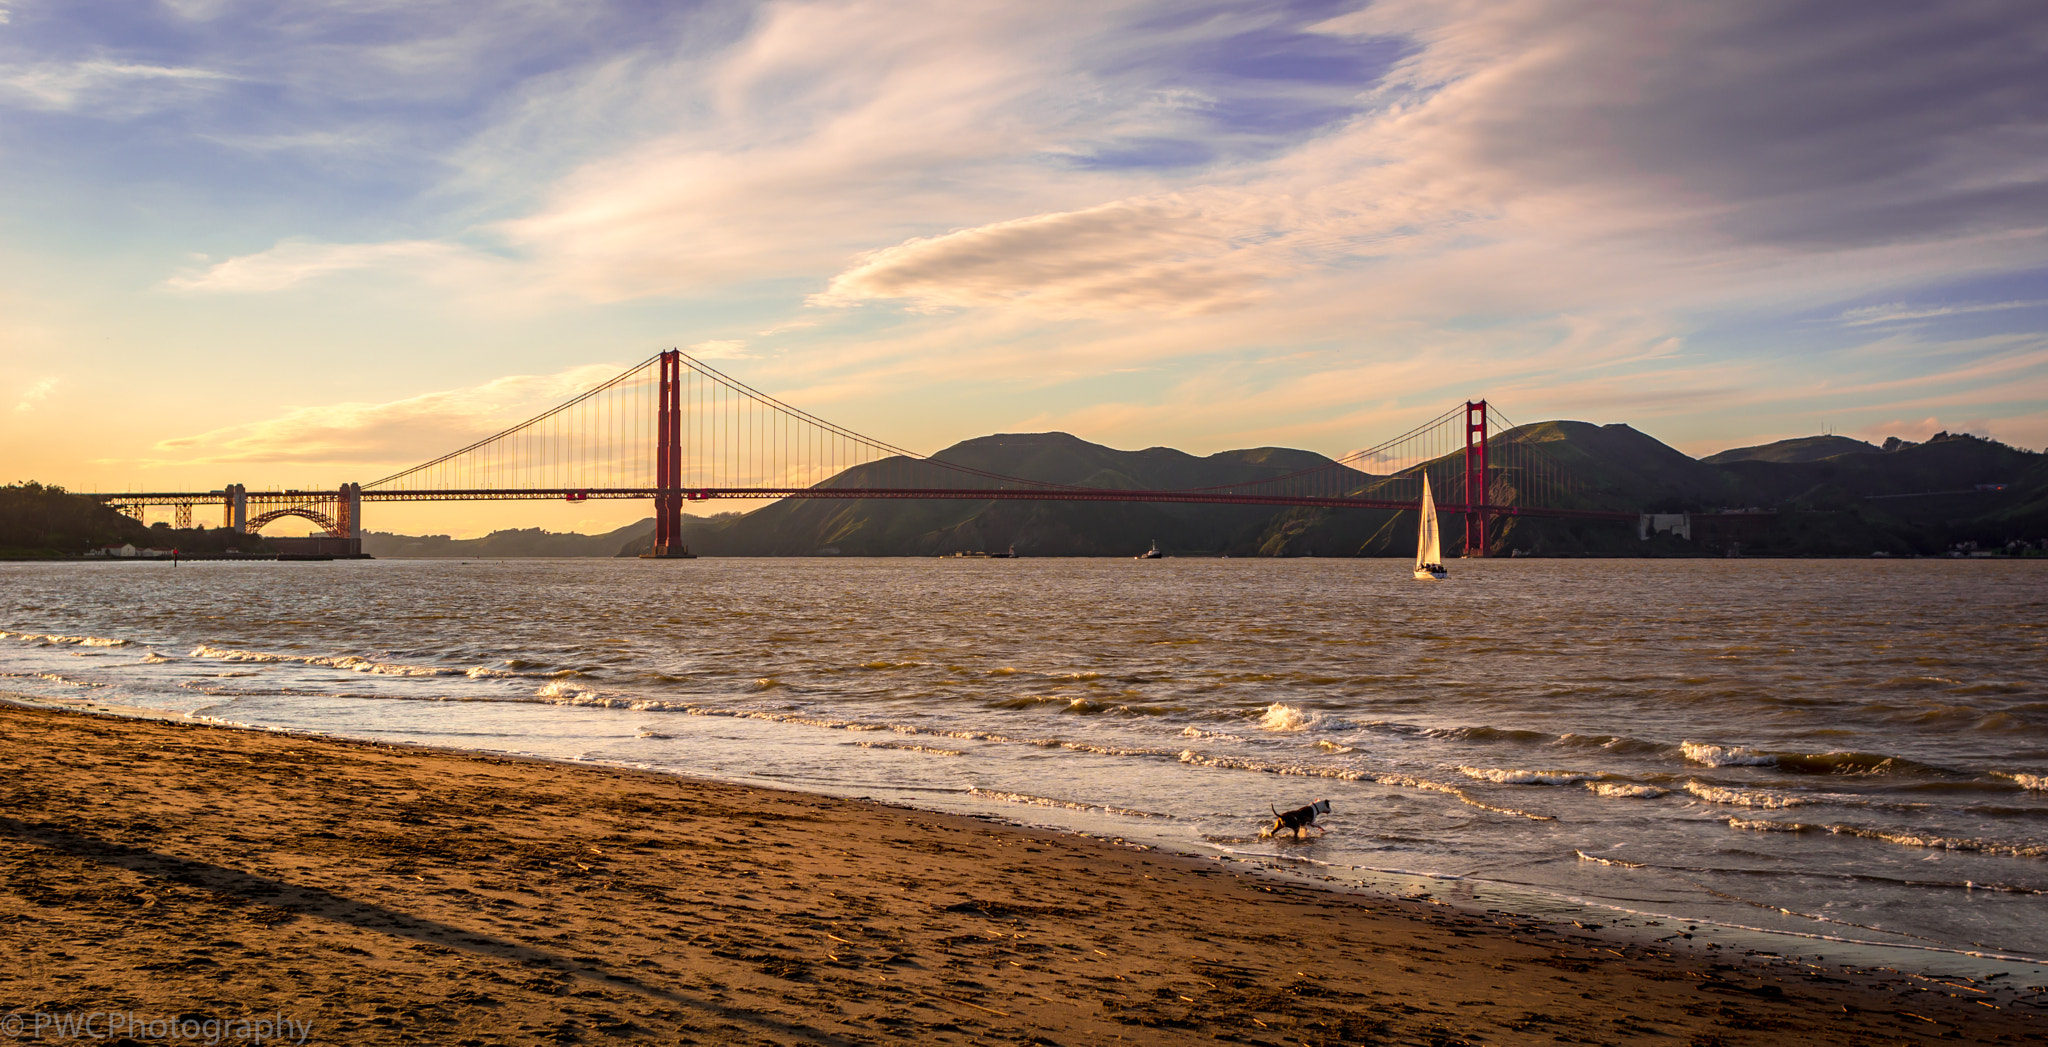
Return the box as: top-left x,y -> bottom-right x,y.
5,557 -> 2045,971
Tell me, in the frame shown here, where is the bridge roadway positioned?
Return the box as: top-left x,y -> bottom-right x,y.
86,487 -> 1639,522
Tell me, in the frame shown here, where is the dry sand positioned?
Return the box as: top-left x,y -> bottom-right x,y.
2,702 -> 2040,1046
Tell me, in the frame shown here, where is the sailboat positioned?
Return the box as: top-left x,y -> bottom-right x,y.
1413,474 -> 1448,580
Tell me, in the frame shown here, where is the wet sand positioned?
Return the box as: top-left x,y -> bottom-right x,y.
2,702 -> 2040,1046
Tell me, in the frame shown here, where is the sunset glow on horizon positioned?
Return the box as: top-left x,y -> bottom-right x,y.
3,1 -> 2044,536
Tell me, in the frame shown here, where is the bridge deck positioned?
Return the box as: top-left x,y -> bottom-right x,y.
84,488 -> 1637,521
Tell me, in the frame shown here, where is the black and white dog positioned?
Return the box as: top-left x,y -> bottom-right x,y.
1266,798 -> 1331,839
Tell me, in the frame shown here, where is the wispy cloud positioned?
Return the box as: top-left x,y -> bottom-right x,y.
149,364 -> 623,467
164,240 -> 508,294
13,376 -> 56,413
809,194 -> 1281,315
1838,299 -> 2048,326
0,59 -> 236,114
8,0 -> 2048,492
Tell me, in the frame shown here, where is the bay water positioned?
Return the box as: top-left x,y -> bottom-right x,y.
5,557 -> 2044,977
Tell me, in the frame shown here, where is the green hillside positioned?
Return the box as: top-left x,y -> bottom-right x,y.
1,481 -> 271,559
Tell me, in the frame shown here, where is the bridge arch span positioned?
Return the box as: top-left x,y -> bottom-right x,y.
246,507 -> 344,537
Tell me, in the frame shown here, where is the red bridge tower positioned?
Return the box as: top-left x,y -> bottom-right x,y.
1464,400 -> 1488,557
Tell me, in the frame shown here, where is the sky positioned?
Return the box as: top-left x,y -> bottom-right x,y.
2,0 -> 2045,537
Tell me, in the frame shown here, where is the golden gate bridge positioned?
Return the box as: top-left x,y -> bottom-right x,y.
86,349 -> 1633,557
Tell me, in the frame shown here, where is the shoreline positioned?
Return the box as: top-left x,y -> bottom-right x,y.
14,690 -> 2048,987
4,702 -> 2040,1045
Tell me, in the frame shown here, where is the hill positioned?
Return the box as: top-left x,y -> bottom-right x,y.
1701,434 -> 1881,464
618,426 -> 2045,558
1,481 -> 270,559
330,426 -> 2048,561
364,520 -> 655,558
617,434 -> 1357,557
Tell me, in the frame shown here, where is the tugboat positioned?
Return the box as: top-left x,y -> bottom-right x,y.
987,544 -> 1017,559
1412,475 -> 1448,580
1137,539 -> 1165,560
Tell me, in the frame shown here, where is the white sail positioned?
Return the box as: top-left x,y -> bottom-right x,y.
1415,474 -> 1442,571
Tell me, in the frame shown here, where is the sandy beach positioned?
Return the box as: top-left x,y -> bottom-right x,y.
1,702 -> 2038,1046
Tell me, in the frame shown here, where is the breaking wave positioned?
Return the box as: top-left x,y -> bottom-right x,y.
1727,817 -> 2048,858
0,631 -> 132,648
1575,850 -> 1648,868
1458,766 -> 1596,786
190,644 -> 465,677
1586,782 -> 1666,798
967,787 -> 1169,819
991,695 -> 1181,716
1171,750 -> 1555,821
1257,702 -> 1344,732
1685,781 -> 1813,809
0,670 -> 109,689
857,740 -> 964,757
1682,741 -> 1776,767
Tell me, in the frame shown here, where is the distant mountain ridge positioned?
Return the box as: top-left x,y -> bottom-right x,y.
363,521 -> 654,558
619,433 -> 1365,557
1701,434 -> 1882,464
361,424 -> 2045,559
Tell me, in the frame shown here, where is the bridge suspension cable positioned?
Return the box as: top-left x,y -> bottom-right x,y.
86,349 -> 1626,554
355,349 -> 1600,530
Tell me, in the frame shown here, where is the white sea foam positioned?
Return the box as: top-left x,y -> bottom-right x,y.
1458,766 -> 1595,786
1,670 -> 109,689
1727,816 -> 1806,832
1574,849 -> 1648,868
1682,741 -> 1777,767
1585,782 -> 1667,799
857,740 -> 964,757
142,652 -> 177,664
188,644 -> 462,676
3,631 -> 131,647
1997,772 -> 2047,792
542,691 -> 691,713
1180,726 -> 1243,741
1258,702 -> 1341,732
967,787 -> 1169,819
1727,817 -> 2048,858
1315,740 -> 1357,754
1172,750 -> 1556,821
191,644 -> 287,663
1177,749 -> 1371,781
1686,781 -> 1811,809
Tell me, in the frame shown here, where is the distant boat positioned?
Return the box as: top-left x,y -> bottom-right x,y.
1137,540 -> 1164,559
988,545 -> 1016,559
1413,475 -> 1447,580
